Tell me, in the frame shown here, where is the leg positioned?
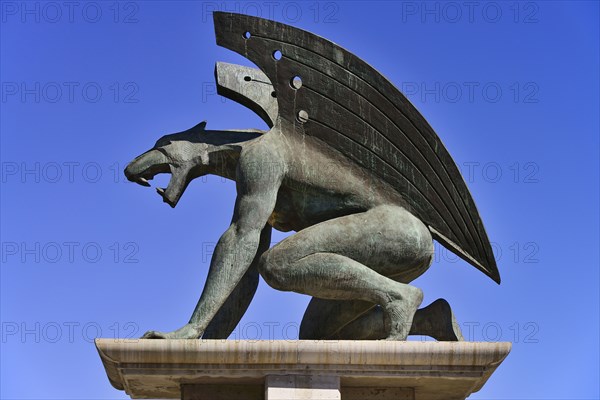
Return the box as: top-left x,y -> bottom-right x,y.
300,258 -> 464,341
299,298 -> 373,340
330,299 -> 464,341
259,205 -> 432,340
300,255 -> 432,340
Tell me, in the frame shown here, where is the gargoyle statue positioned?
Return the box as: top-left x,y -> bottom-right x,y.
124,12 -> 500,341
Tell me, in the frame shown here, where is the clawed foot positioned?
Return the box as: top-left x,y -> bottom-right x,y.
383,286 -> 423,341
141,323 -> 203,339
420,298 -> 464,341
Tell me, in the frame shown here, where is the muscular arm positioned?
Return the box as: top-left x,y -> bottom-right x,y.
141,142 -> 284,340
187,152 -> 283,334
202,223 -> 272,339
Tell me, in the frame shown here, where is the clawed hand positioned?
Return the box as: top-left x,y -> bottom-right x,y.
141,323 -> 203,339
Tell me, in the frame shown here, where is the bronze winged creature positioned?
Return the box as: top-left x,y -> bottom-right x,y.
124,13 -> 500,341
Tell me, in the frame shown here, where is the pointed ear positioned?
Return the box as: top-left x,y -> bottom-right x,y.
191,121 -> 207,132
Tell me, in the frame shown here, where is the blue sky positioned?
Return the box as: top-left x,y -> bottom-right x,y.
1,1 -> 598,399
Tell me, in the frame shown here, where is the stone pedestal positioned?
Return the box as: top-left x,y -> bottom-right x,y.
96,339 -> 510,400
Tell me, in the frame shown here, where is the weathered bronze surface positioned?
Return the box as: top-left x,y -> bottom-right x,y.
124,12 -> 499,341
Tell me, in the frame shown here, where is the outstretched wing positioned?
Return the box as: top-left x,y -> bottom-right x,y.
215,62 -> 278,127
213,12 -> 499,284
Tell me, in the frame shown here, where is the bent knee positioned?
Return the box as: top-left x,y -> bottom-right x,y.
257,249 -> 290,292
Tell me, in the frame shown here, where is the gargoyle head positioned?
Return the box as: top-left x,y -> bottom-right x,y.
124,121 -> 242,208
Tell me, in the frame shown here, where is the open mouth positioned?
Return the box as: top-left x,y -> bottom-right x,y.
124,149 -> 185,208
128,164 -> 169,187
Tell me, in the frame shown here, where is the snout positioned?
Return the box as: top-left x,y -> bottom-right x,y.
124,149 -> 170,186
124,148 -> 192,208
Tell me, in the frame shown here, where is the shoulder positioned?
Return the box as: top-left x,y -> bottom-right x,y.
238,133 -> 288,180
